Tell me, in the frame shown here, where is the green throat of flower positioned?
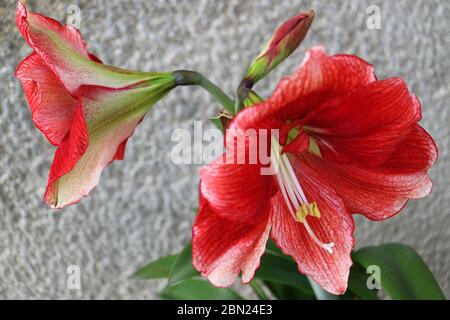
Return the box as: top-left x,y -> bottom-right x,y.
270,136 -> 335,254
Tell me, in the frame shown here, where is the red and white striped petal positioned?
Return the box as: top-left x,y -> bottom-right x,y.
305,78 -> 421,167
192,193 -> 271,287
379,124 -> 438,174
270,154 -> 355,295
16,52 -> 76,146
228,47 -> 377,134
299,153 -> 432,221
44,84 -> 158,208
200,149 -> 276,223
16,0 -> 163,94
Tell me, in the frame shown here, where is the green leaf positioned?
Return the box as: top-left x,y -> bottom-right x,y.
160,279 -> 243,300
255,251 -> 314,298
347,261 -> 379,300
133,254 -> 178,279
249,280 -> 269,300
265,239 -> 287,257
353,243 -> 445,300
264,281 -> 315,300
306,265 -> 379,300
169,243 -> 200,286
308,277 -> 339,300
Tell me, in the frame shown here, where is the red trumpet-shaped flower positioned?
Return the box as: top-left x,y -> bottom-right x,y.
15,1 -> 175,208
193,47 -> 437,294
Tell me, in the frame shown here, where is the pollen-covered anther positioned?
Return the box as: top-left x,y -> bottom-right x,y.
296,202 -> 320,222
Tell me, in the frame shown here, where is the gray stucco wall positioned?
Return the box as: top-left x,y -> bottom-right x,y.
0,0 -> 448,299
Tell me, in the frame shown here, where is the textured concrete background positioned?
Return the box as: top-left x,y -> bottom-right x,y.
0,0 -> 448,299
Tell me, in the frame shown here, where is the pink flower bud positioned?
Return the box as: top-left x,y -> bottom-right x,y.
245,10 -> 315,84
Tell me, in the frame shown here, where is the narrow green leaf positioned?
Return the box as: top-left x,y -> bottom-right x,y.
249,280 -> 269,300
347,261 -> 379,300
133,254 -> 178,279
263,240 -> 378,300
169,243 -> 200,286
160,279 -> 243,300
264,281 -> 315,300
255,252 -> 314,297
353,243 -> 445,300
265,239 -> 288,258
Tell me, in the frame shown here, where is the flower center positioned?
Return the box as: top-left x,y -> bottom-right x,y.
270,136 -> 335,254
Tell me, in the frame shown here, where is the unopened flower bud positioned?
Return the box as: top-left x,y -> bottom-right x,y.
244,10 -> 315,84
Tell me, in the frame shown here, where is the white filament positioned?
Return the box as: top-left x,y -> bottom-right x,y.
270,137 -> 335,254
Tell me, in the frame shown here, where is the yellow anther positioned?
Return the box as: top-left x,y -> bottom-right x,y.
296,203 -> 309,222
296,202 -> 321,222
309,202 -> 321,218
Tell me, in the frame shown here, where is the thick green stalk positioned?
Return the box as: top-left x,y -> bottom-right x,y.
173,70 -> 235,115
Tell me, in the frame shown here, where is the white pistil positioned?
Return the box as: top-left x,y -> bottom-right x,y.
270,137 -> 335,254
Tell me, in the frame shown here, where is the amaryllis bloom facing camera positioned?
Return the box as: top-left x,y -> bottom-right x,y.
193,47 -> 437,294
15,1 -> 176,208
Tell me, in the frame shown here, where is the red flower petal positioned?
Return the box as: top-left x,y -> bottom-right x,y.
192,193 -> 271,287
45,99 -> 88,207
44,86 -> 147,208
200,148 -> 276,223
281,130 -> 310,154
269,47 -> 377,120
113,139 -> 129,161
88,53 -> 103,64
15,52 -> 76,146
379,124 -> 438,174
270,154 -> 355,295
16,1 -> 156,94
16,0 -> 103,94
228,47 -> 376,134
299,153 -> 432,221
16,1 -> 94,61
305,78 -> 421,167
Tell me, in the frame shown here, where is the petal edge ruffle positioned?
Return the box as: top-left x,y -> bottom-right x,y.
192,193 -> 271,287
16,52 -> 77,146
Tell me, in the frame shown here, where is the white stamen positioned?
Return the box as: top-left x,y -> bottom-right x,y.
272,144 -> 297,220
281,153 -> 308,203
275,170 -> 297,220
270,137 -> 335,254
303,219 -> 335,254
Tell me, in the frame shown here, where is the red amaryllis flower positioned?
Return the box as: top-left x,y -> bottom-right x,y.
193,46 -> 437,294
15,1 -> 175,208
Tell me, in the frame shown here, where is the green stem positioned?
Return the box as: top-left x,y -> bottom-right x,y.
250,280 -> 270,300
173,70 -> 235,115
235,78 -> 255,113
